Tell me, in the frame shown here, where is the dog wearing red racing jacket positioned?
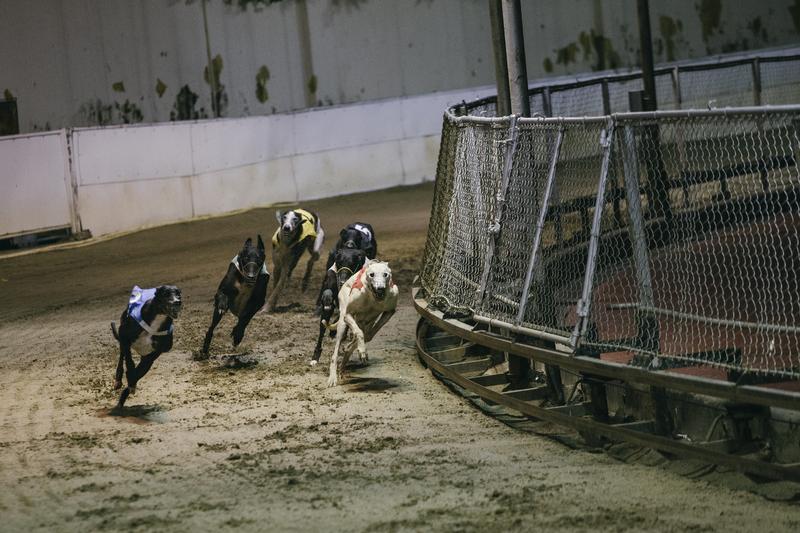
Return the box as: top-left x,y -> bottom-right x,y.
327,260 -> 398,387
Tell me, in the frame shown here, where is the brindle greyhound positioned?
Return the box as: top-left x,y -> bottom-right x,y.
111,285 -> 182,408
201,236 -> 269,355
266,209 -> 324,312
311,247 -> 367,366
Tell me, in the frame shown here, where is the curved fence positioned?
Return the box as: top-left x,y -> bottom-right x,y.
419,53 -> 800,383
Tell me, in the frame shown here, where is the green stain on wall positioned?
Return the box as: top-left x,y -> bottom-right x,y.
204,54 -> 228,116
170,85 -> 208,121
697,0 -> 722,43
112,81 -> 126,93
3,89 -> 14,101
789,0 -> 800,33
659,16 -> 683,61
555,42 -> 580,67
256,65 -> 270,103
307,74 -> 318,94
156,78 -> 167,98
543,57 -> 554,73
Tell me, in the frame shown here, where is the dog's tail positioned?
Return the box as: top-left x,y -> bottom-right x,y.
110,321 -> 120,341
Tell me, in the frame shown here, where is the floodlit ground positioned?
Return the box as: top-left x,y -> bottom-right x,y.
1,183 -> 798,532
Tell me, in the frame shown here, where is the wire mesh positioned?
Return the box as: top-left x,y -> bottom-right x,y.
420,50 -> 800,381
586,112 -> 800,379
760,58 -> 800,105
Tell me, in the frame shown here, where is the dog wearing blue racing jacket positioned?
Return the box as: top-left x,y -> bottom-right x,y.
111,285 -> 182,408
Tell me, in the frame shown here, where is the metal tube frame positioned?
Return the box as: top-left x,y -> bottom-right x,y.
516,127 -> 564,324
570,121 -> 615,347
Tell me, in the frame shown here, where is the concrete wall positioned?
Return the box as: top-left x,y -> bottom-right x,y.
1,0 -> 798,133
0,131 -> 74,238
0,84 -> 490,239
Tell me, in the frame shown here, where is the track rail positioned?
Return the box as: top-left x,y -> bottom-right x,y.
414,288 -> 800,482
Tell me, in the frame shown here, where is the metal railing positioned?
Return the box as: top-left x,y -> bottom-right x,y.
419,51 -> 800,383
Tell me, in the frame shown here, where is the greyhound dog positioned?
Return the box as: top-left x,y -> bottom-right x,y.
326,222 -> 377,269
265,209 -> 324,312
311,247 -> 367,366
201,236 -> 269,355
111,285 -> 182,408
328,260 -> 399,387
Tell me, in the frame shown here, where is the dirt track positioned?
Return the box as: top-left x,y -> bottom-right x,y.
1,183 -> 798,532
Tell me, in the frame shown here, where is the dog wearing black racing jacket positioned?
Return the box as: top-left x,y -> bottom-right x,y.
311,247 -> 367,366
265,208 -> 324,312
111,285 -> 182,409
201,236 -> 269,356
325,222 -> 377,269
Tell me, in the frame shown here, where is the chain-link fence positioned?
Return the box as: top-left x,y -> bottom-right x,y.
420,54 -> 800,382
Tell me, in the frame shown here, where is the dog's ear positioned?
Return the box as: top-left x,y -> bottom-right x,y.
275,210 -> 283,224
340,228 -> 349,240
257,234 -> 265,252
244,237 -> 252,248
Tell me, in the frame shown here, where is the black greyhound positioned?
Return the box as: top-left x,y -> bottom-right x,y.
201,236 -> 269,355
266,209 -> 324,312
325,222 -> 377,269
111,285 -> 182,409
311,247 -> 367,366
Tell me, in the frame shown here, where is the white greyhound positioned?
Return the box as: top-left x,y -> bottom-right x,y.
327,260 -> 399,387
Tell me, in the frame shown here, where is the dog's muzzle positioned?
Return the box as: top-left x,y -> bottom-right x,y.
336,267 -> 354,287
167,302 -> 182,319
242,261 -> 261,283
371,278 -> 387,300
344,240 -> 357,249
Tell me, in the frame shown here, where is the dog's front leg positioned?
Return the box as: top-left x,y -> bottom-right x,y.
344,314 -> 367,363
328,315 -> 349,387
364,310 -> 396,343
311,319 -> 326,366
232,285 -> 266,347
202,298 -> 226,354
123,350 -> 162,401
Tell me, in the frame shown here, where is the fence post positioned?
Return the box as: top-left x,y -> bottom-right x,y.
752,58 -> 762,107
571,120 -> 615,347
488,0 -> 511,116
500,0 -> 531,118
671,66 -> 682,109
478,115 -> 518,307
621,123 -> 673,435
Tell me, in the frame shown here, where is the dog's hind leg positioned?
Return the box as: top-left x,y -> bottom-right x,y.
114,342 -> 129,390
302,249 -> 320,292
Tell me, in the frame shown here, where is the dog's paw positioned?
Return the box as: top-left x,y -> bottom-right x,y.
309,359 -> 318,366
359,351 -> 369,363
113,379 -> 122,390
327,373 -> 338,387
129,385 -> 136,395
231,326 -> 245,346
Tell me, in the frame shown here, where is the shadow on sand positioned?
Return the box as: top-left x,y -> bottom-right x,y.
96,404 -> 166,424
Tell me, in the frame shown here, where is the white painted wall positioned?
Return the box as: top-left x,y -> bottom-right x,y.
2,0 -> 798,133
0,131 -> 73,239
70,84 -> 491,237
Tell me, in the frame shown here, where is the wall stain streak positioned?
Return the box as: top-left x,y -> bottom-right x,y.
697,0 -> 722,44
256,65 -> 270,103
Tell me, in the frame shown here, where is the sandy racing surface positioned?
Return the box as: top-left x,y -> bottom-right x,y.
1,183 -> 799,531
